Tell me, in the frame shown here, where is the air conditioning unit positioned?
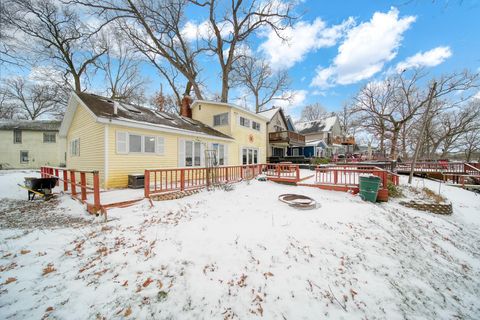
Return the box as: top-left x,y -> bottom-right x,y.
128,174 -> 144,189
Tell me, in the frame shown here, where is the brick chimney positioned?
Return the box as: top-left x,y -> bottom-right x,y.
180,95 -> 192,118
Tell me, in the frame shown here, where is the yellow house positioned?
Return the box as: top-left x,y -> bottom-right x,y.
59,92 -> 268,189
0,120 -> 66,169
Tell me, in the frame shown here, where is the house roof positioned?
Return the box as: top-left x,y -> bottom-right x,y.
257,107 -> 280,121
72,92 -> 233,140
295,116 -> 337,135
0,119 -> 61,131
191,100 -> 269,122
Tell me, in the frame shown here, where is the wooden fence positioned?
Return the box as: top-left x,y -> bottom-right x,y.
41,166 -> 101,214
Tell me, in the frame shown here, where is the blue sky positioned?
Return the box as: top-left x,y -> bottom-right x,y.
5,0 -> 479,120
182,0 -> 480,119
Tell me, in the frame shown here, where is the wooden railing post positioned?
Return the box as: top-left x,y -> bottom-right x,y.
62,170 -> 68,191
93,171 -> 100,212
70,170 -> 77,196
334,170 -> 338,184
144,170 -> 150,198
180,169 -> 185,191
277,164 -> 281,178
295,165 -> 300,181
240,166 -> 244,179
55,169 -> 59,186
80,172 -> 87,201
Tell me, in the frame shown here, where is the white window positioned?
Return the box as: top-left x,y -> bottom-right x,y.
212,143 -> 227,165
252,121 -> 261,131
43,132 -> 56,143
239,116 -> 250,127
20,151 -> 28,163
185,141 -> 201,167
144,136 -> 156,153
129,134 -> 142,153
242,147 -> 259,165
70,138 -> 80,156
292,148 -> 299,156
13,129 -> 22,144
116,131 -> 165,155
213,113 -> 228,126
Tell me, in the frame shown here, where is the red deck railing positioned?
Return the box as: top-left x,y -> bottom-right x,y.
396,161 -> 472,174
145,164 -> 265,197
40,166 -> 101,214
144,163 -> 302,197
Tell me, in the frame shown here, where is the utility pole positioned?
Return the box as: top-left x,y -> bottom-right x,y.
408,81 -> 437,184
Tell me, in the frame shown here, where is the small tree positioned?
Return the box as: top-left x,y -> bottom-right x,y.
299,103 -> 328,122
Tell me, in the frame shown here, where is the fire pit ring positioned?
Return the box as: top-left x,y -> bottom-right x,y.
278,194 -> 317,210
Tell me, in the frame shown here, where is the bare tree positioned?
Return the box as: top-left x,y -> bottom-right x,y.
337,102 -> 361,137
190,0 -> 295,102
0,88 -> 17,119
96,30 -> 146,104
299,103 -> 328,122
150,87 -> 180,114
2,0 -> 106,92
463,128 -> 480,162
231,55 -> 291,113
1,77 -> 66,119
71,0 -> 205,99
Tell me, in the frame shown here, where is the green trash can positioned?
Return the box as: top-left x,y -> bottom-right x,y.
359,175 -> 381,202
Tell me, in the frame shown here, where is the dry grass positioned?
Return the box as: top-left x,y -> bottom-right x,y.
422,187 -> 447,203
42,264 -> 56,276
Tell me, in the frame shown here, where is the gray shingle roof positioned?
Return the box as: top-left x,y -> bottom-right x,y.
76,92 -> 233,140
0,119 -> 61,131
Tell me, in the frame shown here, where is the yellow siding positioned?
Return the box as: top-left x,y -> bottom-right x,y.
0,130 -> 65,169
191,103 -> 233,137
192,102 -> 267,165
66,103 -> 105,186
106,124 -> 234,188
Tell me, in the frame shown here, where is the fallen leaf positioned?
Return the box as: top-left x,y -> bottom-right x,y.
124,307 -> 132,317
5,277 -> 16,284
122,280 -> 128,287
20,250 -> 31,255
142,277 -> 153,288
45,307 -> 54,312
42,264 -> 56,276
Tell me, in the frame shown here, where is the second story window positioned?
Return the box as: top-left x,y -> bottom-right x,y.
43,132 -> 56,143
239,116 -> 250,128
252,121 -> 261,131
13,129 -> 22,144
213,113 -> 228,126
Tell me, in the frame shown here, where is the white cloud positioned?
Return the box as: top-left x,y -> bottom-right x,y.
273,90 -> 308,110
259,17 -> 354,70
473,91 -> 480,100
182,20 -> 233,42
311,7 -> 416,88
395,46 -> 452,72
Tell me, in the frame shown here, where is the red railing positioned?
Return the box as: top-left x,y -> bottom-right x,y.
315,165 -> 399,189
396,161 -> 468,173
145,164 -> 264,197
263,163 -> 300,181
40,166 -> 101,214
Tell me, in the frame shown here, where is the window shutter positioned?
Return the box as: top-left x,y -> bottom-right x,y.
156,137 -> 165,155
116,132 -> 127,154
200,142 -> 205,167
178,138 -> 185,167
224,144 -> 228,165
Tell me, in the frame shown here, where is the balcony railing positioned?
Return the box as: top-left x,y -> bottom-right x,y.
269,131 -> 305,145
332,136 -> 355,145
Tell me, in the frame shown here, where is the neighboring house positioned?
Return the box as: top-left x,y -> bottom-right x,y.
60,92 -> 267,189
295,116 -> 342,144
0,120 -> 66,169
257,107 -> 305,158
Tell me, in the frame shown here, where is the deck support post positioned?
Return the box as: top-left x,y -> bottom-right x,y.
93,171 -> 100,212
70,170 -> 77,196
144,170 -> 150,198
63,170 -> 68,191
80,172 -> 87,201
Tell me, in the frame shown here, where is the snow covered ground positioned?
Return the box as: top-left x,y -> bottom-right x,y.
1,170 -> 479,319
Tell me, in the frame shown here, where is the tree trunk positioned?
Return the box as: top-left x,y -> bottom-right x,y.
73,75 -> 81,92
390,128 -> 400,160
220,68 -> 229,102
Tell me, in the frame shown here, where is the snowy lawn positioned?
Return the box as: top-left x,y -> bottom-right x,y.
0,170 -> 479,319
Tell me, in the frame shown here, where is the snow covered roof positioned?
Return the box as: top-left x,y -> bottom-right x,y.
305,139 -> 328,148
257,107 -> 280,121
295,116 -> 337,135
0,119 -> 61,131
